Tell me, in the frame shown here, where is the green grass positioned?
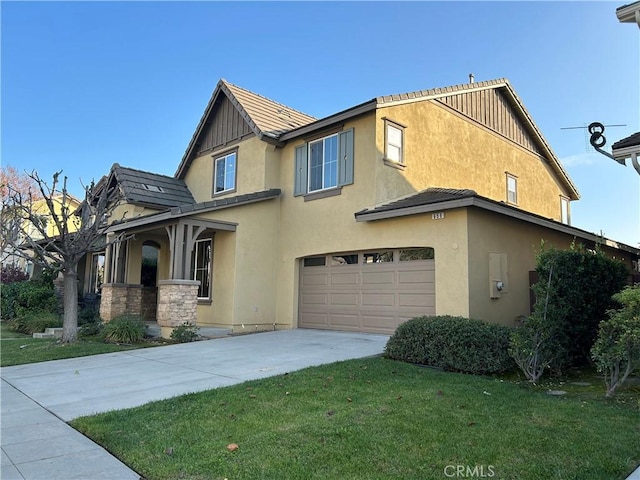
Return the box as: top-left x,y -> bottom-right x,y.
0,337 -> 149,366
71,357 -> 640,480
0,320 -> 167,366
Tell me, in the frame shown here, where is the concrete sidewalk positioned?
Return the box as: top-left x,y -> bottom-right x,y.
1,329 -> 388,479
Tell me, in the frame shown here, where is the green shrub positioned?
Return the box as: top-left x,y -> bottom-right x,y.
533,243 -> 628,369
591,285 -> 640,397
170,322 -> 200,343
7,311 -> 62,334
1,281 -> 58,320
102,314 -> 146,344
385,315 -> 515,375
79,320 -> 104,338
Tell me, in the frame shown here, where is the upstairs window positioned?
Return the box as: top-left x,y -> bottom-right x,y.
506,173 -> 518,205
309,134 -> 339,192
294,128 -> 354,197
384,119 -> 405,166
214,151 -> 237,195
560,196 -> 570,224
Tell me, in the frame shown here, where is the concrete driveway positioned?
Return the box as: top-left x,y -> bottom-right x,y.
1,329 -> 388,479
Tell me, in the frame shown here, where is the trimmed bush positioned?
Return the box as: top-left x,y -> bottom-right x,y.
102,314 -> 146,344
385,315 -> 515,375
1,280 -> 58,320
7,311 -> 62,335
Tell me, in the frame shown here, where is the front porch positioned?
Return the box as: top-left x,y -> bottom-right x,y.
97,215 -> 238,338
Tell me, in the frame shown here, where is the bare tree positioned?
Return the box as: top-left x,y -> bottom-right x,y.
1,170 -> 125,343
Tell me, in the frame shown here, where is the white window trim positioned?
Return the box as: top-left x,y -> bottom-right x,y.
506,173 -> 518,205
560,196 -> 570,225
307,133 -> 339,193
213,152 -> 237,195
384,120 -> 404,164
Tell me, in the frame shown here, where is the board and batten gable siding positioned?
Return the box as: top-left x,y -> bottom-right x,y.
438,88 -> 544,157
194,95 -> 254,156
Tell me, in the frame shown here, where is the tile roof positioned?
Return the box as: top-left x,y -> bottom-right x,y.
612,131 -> 640,150
111,164 -> 194,209
356,188 -> 478,216
222,80 -> 316,138
376,78 -> 509,104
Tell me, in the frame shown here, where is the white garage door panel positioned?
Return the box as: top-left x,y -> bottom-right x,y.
299,251 -> 435,334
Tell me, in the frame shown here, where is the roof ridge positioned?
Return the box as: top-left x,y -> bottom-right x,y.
376,77 -> 509,103
114,164 -> 180,181
221,79 -> 317,122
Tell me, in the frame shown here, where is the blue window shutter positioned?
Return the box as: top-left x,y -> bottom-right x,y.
294,144 -> 308,196
338,128 -> 354,186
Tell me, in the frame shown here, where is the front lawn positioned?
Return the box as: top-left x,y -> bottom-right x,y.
71,357 -> 640,480
0,337 -> 149,366
0,321 -> 166,366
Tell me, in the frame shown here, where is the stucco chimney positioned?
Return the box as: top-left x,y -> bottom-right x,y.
469,73 -> 474,83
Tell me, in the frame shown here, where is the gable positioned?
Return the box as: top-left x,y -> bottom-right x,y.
438,88 -> 543,157
191,94 -> 254,158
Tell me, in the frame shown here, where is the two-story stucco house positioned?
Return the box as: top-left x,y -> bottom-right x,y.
90,77 -> 639,337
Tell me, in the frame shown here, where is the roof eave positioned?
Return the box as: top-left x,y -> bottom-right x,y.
617,1 -> 640,24
356,196 -> 639,255
279,100 -> 377,141
612,144 -> 640,160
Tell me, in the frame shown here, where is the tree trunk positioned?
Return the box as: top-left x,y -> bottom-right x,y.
62,266 -> 79,343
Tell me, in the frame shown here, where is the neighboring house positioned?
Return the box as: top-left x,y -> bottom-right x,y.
614,2 -> 640,174
2,194 -> 82,276
90,78 -> 640,337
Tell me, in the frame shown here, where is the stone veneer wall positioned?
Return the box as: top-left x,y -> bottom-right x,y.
157,280 -> 200,338
100,283 -> 143,321
141,287 -> 158,321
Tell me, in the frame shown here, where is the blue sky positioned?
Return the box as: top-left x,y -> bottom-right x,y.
2,1 -> 639,246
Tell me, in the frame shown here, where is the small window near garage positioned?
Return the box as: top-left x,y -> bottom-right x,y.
399,247 -> 435,261
363,251 -> 394,263
506,173 -> 518,205
560,196 -> 570,225
331,254 -> 359,265
303,257 -> 326,267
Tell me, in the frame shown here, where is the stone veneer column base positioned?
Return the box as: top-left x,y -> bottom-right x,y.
157,280 -> 200,339
99,284 -> 143,322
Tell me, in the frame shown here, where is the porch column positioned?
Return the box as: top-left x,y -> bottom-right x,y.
156,279 -> 200,338
99,283 -> 143,321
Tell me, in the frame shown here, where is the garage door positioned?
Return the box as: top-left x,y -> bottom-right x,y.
299,248 -> 435,334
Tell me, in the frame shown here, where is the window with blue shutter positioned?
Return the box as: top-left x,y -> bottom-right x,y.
293,128 -> 354,197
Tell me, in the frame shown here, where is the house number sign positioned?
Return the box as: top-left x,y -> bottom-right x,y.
432,212 -> 445,220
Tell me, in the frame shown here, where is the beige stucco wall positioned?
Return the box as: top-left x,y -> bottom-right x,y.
191,199 -> 280,331
465,208 -> 574,326
183,136 -> 271,203
465,208 -> 636,326
374,101 -> 572,221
